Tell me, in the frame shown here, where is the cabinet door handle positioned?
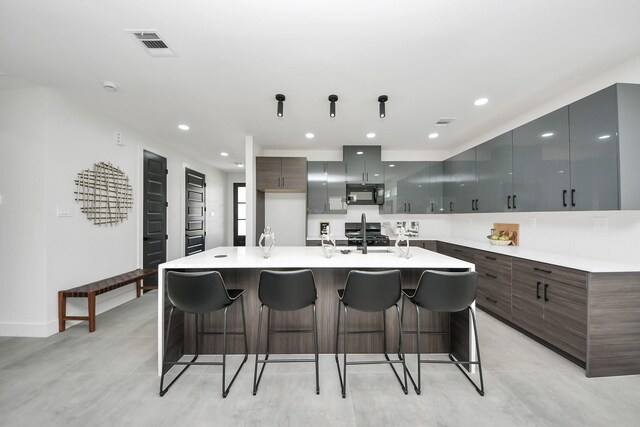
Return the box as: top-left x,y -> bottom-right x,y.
449,201 -> 453,212
366,172 -> 369,182
486,296 -> 498,304
544,283 -> 549,302
408,202 -> 411,212
512,195 -> 516,209
471,199 -> 475,211
533,267 -> 552,274
454,248 -> 463,252
430,202 -> 434,212
571,189 -> 576,207
562,190 -> 567,207
507,195 -> 511,209
536,281 -> 541,299
485,256 -> 497,261
484,273 -> 498,279
282,177 -> 285,187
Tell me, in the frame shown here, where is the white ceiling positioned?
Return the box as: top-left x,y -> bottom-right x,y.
2,0 -> 640,171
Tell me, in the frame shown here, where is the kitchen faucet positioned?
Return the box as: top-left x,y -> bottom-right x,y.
361,212 -> 367,254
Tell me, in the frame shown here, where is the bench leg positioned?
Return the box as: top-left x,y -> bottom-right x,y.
88,292 -> 96,332
58,291 -> 66,332
136,278 -> 142,298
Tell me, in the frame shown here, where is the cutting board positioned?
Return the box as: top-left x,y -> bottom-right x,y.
493,223 -> 519,246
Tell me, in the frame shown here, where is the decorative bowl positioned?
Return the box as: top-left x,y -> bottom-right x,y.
490,239 -> 512,246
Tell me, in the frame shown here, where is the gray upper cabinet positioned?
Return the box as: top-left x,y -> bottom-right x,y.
344,145 -> 383,184
569,85 -> 619,211
476,132 -> 513,213
513,107 -> 571,212
307,161 -> 347,214
444,149 -> 477,213
427,161 -> 444,214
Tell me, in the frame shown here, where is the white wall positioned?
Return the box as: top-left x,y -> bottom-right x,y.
264,193 -> 307,245
0,87 -> 226,337
0,87 -> 50,334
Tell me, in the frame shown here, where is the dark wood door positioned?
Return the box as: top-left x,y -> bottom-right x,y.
511,264 -> 544,338
143,150 -> 167,286
256,157 -> 281,191
185,168 -> 206,256
280,157 -> 307,191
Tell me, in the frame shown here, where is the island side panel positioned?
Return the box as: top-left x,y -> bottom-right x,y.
177,267 -> 460,355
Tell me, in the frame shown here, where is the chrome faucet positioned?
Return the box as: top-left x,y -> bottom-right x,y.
361,212 -> 367,254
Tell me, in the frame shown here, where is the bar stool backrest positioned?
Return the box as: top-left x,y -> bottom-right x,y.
166,271 -> 233,314
342,270 -> 402,312
258,269 -> 317,311
412,270 -> 478,313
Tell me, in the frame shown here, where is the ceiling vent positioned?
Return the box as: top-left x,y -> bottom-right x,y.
126,30 -> 176,57
434,117 -> 457,127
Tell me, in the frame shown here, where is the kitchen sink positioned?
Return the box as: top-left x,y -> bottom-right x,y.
360,248 -> 394,254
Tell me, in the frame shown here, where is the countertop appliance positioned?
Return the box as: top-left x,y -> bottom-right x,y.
345,222 -> 390,247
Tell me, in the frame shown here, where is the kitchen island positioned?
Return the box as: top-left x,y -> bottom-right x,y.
157,246 -> 475,375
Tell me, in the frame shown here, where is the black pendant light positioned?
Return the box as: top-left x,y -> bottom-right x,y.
378,95 -> 388,118
328,94 -> 338,118
275,94 -> 285,117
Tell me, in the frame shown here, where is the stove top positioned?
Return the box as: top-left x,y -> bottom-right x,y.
344,222 -> 390,246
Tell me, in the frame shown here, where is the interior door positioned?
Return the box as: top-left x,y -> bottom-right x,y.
185,168 -> 206,256
143,150 -> 167,286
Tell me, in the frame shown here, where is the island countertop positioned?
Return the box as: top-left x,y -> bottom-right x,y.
158,245 -> 475,271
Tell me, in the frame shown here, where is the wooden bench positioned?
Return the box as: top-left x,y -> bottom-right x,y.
58,268 -> 157,333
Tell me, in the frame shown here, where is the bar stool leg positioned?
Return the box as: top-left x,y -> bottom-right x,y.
342,305 -> 348,398
312,302 -> 320,394
253,304 -> 265,395
416,305 -> 422,394
395,304 -> 409,395
222,306 -> 229,397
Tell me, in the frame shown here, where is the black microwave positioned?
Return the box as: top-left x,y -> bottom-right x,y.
346,184 -> 385,205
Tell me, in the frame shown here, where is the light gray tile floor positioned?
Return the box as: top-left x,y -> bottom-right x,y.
1,291 -> 639,426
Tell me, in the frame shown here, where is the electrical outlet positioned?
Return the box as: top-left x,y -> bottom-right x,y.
115,131 -> 124,146
529,217 -> 537,227
592,217 -> 608,231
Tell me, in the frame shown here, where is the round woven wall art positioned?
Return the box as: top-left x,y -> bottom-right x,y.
74,162 -> 133,226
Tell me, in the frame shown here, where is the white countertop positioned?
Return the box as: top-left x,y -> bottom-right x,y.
159,246 -> 474,271
437,237 -> 640,273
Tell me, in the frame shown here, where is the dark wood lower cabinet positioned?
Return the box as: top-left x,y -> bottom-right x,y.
512,258 -> 587,361
434,242 -> 640,377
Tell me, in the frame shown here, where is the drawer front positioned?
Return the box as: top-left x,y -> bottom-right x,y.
474,250 -> 512,271
477,272 -> 512,320
437,242 -> 475,263
512,258 -> 587,290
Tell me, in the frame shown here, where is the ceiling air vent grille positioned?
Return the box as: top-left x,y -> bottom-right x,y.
434,117 -> 457,127
126,30 -> 176,57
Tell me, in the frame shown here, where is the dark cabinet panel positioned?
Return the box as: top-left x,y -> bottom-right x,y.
443,150 -> 476,213
512,258 -> 587,360
569,85 -> 620,210
475,132 -> 513,212
344,145 -> 383,184
307,161 -> 346,214
257,157 -> 307,192
475,252 -> 512,320
513,107 -> 571,212
428,161 -> 444,214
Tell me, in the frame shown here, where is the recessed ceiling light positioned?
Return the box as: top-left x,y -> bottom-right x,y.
220,152 -> 229,157
474,97 -> 489,106
356,151 -> 364,155
428,133 -> 439,139
305,133 -> 314,139
366,133 -> 376,139
598,134 -> 611,140
178,124 -> 190,131
236,163 -> 244,168
541,132 -> 554,138
389,164 -> 395,167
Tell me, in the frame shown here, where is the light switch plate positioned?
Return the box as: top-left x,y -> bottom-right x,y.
56,205 -> 74,217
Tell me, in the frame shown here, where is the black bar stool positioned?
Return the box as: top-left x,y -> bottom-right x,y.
253,269 -> 319,395
159,271 -> 248,397
400,270 -> 484,395
334,269 -> 408,398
